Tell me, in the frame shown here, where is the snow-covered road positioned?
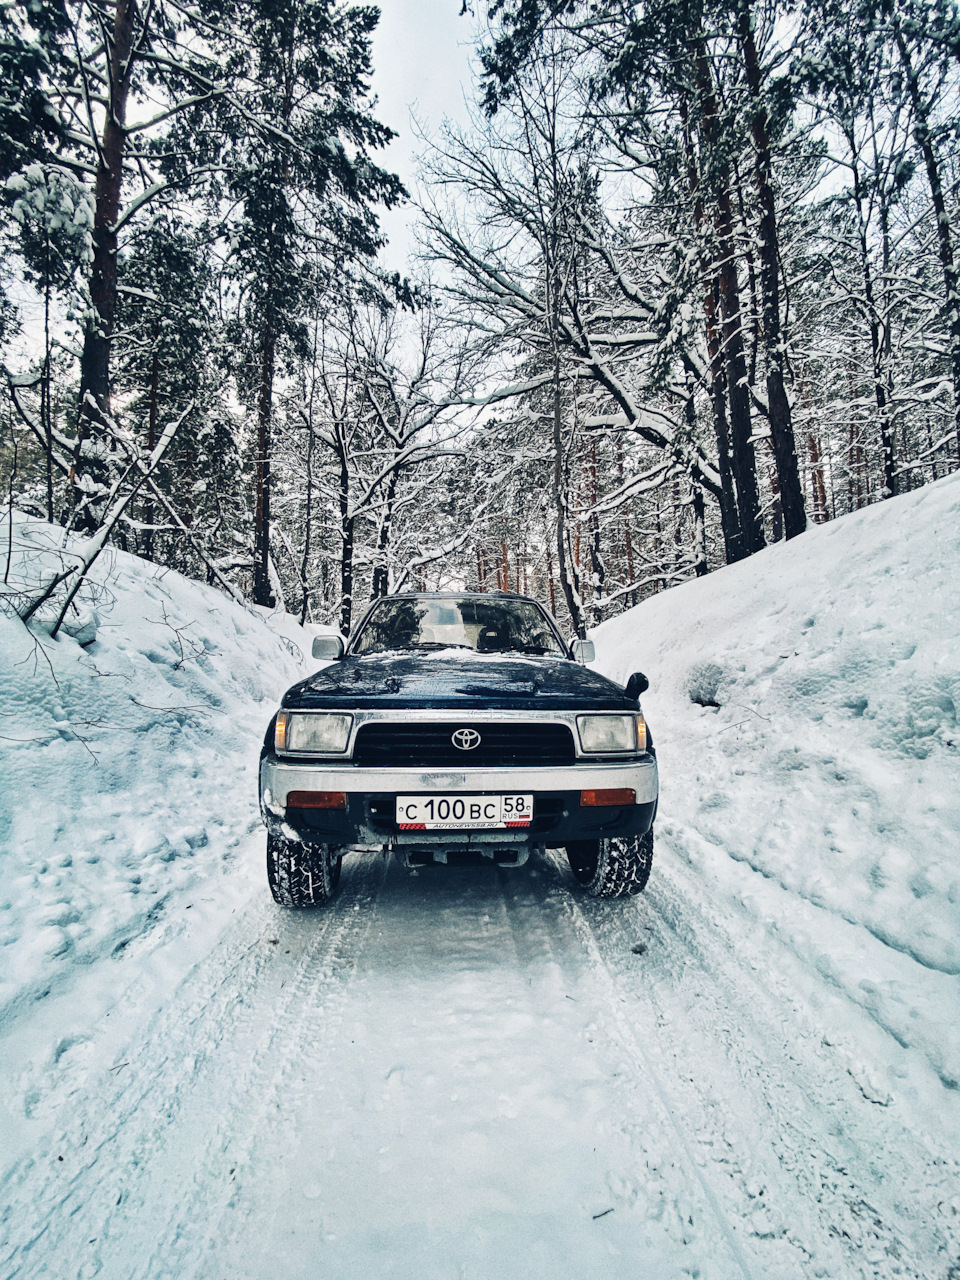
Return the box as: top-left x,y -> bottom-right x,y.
3,836 -> 957,1280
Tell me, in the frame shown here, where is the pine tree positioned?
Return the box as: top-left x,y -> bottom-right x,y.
208,0 -> 405,606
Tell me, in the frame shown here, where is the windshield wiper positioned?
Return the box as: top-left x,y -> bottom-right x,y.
409,642 -> 474,651
457,681 -> 537,696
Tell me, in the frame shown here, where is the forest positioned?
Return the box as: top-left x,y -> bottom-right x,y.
1,0 -> 958,640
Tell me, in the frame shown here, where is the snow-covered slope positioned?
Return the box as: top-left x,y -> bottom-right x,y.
0,518 -> 313,1075
593,472 -> 960,1105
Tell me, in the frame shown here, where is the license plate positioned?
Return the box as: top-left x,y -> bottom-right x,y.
396,793 -> 533,830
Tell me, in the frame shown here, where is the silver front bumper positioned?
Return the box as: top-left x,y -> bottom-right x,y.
260,756 -> 659,815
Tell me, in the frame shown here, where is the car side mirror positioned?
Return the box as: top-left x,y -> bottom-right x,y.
624,671 -> 649,699
312,635 -> 344,661
571,639 -> 595,664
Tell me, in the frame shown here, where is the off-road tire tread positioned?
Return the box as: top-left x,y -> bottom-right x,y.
567,829 -> 654,898
266,833 -> 343,907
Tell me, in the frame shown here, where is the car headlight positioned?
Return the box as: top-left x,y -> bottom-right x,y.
576,714 -> 638,753
275,711 -> 352,754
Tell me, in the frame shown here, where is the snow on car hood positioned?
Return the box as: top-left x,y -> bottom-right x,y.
282,649 -> 636,711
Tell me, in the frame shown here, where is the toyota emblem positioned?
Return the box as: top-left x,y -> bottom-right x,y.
452,728 -> 481,751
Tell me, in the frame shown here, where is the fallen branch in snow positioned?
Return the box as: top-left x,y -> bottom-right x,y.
131,476 -> 249,607
716,720 -> 760,736
17,408 -> 188,637
17,564 -> 79,627
149,603 -> 219,670
130,698 -> 208,717
724,703 -> 771,722
11,622 -> 60,685
714,704 -> 771,735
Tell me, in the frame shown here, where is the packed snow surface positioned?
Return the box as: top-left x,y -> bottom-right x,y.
1,479 -> 959,1280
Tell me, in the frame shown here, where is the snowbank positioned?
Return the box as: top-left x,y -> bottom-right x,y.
0,516 -> 315,1025
593,474 -> 960,1096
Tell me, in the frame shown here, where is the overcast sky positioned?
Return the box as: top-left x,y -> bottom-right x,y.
369,0 -> 481,273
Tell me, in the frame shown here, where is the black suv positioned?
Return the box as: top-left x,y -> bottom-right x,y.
260,592 -> 658,905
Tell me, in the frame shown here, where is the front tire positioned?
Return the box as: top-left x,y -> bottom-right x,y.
267,833 -> 343,907
566,829 -> 654,897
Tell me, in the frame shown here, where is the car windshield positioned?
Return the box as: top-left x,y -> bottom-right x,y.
351,597 -> 567,657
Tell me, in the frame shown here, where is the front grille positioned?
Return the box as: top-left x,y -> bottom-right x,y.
353,721 -> 575,767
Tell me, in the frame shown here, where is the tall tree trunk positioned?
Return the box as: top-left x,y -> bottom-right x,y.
767,454 -> 783,541
893,17 -> 960,464
685,388 -> 709,576
253,310 -> 275,607
42,234 -> 54,522
143,346 -> 158,561
372,470 -> 399,598
847,132 -> 897,496
877,187 -> 897,490
340,517 -> 354,636
624,520 -> 636,604
808,433 -> 828,522
672,476 -> 683,572
299,401 -> 315,623
691,37 -> 764,555
615,437 -> 639,595
692,479 -> 707,576
713,178 -> 764,555
706,284 -> 742,561
338,436 -> 353,633
738,0 -> 806,537
731,155 -> 762,387
78,0 -> 135,435
587,437 -> 605,622
552,353 -> 585,634
681,98 -> 742,562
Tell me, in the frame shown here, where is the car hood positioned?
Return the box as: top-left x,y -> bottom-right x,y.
281,649 -> 636,712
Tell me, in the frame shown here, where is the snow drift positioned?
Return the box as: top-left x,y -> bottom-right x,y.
593,472 -> 960,1100
0,516 -> 313,1027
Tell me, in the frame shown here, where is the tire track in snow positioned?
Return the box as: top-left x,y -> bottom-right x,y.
0,850 -> 389,1280
201,855 -> 700,1280
150,852 -> 760,1279
561,839 -> 960,1280
119,851 -> 390,1280
492,860 -> 757,1280
1,887 -> 277,1280
535,859 -> 761,1280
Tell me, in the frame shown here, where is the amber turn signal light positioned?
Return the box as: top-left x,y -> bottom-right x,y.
580,788 -> 636,807
286,790 -> 347,809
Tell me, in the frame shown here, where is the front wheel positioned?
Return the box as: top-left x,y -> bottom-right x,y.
566,829 -> 654,897
267,833 -> 343,907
